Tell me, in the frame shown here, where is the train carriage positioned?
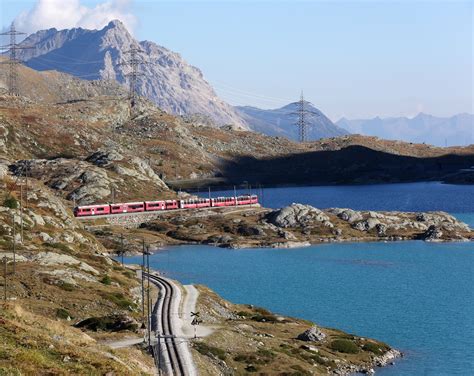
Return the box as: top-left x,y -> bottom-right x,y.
110,202 -> 145,214
145,201 -> 166,211
179,198 -> 211,209
165,200 -> 179,210
211,196 -> 236,207
74,204 -> 110,217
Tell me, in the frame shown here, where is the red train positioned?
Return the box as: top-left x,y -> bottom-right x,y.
73,194 -> 259,217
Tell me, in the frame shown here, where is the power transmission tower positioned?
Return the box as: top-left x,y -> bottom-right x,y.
0,23 -> 34,96
117,46 -> 148,115
292,91 -> 320,143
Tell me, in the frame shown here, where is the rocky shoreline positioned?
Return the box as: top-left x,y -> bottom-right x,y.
92,204 -> 473,255
187,285 -> 403,375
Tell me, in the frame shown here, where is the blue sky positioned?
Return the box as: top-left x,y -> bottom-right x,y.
1,0 -> 472,121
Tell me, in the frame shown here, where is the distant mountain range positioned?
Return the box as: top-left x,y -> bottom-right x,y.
236,102 -> 349,141
337,113 -> 474,147
14,20 -> 246,128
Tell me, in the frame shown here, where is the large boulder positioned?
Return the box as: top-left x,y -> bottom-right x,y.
420,225 -> 443,241
266,204 -> 330,228
353,218 -> 381,232
297,326 -> 327,342
336,209 -> 363,223
86,150 -> 124,167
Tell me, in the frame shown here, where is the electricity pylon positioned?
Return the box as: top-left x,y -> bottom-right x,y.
292,91 -> 320,143
0,23 -> 34,96
117,45 -> 149,115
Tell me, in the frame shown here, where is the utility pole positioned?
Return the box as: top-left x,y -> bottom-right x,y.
0,23 -> 34,96
156,332 -> 162,376
23,161 -> 29,210
19,184 -> 24,243
3,257 -> 7,301
120,234 -> 124,266
292,91 -> 320,143
141,239 -> 146,328
146,245 -> 151,348
11,214 -> 15,275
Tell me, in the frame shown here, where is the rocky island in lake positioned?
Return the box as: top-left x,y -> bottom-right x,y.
90,203 -> 472,252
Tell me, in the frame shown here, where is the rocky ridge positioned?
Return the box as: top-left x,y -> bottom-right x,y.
15,20 -> 246,128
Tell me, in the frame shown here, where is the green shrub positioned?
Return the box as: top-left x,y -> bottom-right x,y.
289,364 -> 312,375
251,313 -> 278,323
0,349 -> 10,360
330,339 -> 359,354
105,292 -> 135,310
362,341 -> 388,355
233,349 -> 275,365
123,270 -> 135,279
193,342 -> 226,360
235,310 -> 250,317
45,242 -> 73,254
100,275 -> 112,285
56,308 -> 72,320
3,197 -> 18,209
58,282 -> 75,292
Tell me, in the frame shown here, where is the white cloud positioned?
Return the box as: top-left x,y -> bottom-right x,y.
14,0 -> 136,35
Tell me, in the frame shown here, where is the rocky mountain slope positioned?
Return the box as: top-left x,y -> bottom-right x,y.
237,102 -> 349,141
337,113 -> 474,147
1,61 -> 473,211
0,175 -> 157,374
14,20 -> 246,128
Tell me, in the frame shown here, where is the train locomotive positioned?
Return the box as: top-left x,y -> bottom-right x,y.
73,194 -> 259,217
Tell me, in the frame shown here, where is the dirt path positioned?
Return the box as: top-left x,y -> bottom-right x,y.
181,285 -> 215,338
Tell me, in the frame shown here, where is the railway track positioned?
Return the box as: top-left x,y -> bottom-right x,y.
147,273 -> 187,376
76,203 -> 258,221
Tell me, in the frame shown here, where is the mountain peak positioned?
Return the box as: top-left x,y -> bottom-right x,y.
17,23 -> 246,128
104,19 -> 128,31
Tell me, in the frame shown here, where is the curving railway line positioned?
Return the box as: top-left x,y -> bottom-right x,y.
146,273 -> 196,376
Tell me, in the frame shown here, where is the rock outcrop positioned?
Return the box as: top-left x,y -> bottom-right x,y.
266,204 -> 331,228
297,326 -> 327,342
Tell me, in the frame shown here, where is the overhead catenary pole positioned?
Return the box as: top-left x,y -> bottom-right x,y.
24,162 -> 28,210
3,257 -> 7,301
19,184 -> 23,243
157,332 -> 162,376
141,238 -> 146,328
12,214 -> 15,275
146,245 -> 151,348
120,233 -> 124,266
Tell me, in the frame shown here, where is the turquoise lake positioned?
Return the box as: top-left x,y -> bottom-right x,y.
125,183 -> 474,375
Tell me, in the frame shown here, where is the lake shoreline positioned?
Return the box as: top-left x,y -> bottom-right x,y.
99,203 -> 473,257
122,241 -> 474,376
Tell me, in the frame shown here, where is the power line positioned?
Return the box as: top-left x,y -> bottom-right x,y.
0,23 -> 34,96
